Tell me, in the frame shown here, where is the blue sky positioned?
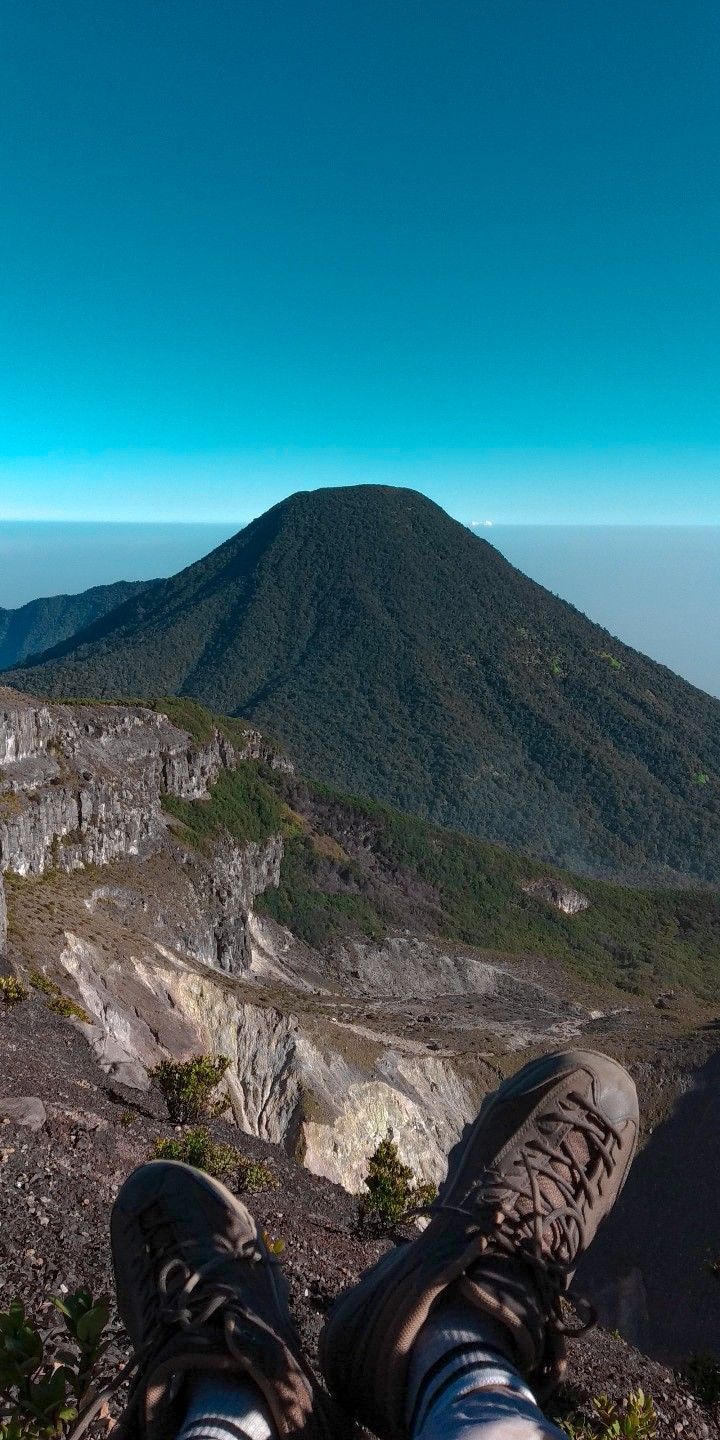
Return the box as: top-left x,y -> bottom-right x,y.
1,1 -> 719,524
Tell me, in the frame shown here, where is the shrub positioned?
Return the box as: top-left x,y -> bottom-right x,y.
153,1127 -> 238,1180
0,978 -> 26,1007
683,1352 -> 720,1406
237,1157 -> 278,1194
46,996 -> 90,1023
28,972 -> 90,1024
358,1135 -> 438,1228
28,971 -> 55,997
152,1127 -> 278,1191
150,1055 -> 230,1123
0,1290 -> 109,1439
561,1389 -> 656,1438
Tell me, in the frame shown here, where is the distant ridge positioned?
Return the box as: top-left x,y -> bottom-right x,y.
4,485 -> 720,882
0,579 -> 156,670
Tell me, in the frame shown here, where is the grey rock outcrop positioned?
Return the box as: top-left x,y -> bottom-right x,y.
521,877 -> 590,915
0,1096 -> 47,1130
0,689 -> 278,880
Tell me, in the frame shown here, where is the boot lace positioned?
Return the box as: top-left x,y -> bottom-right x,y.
468,1089 -> 623,1271
68,1223 -> 282,1440
416,1090 -> 623,1381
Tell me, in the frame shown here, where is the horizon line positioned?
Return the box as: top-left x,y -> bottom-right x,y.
2,517 -> 720,529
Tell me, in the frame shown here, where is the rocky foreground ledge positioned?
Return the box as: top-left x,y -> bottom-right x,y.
0,991 -> 716,1440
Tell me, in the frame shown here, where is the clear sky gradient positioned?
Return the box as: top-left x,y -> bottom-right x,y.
1,1 -> 719,523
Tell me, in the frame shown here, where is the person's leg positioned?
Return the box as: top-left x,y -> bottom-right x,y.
175,1375 -> 275,1440
320,1049 -> 639,1440
406,1297 -> 566,1440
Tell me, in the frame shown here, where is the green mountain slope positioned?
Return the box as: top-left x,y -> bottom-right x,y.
4,486 -> 720,882
162,744 -> 720,1002
0,579 -> 155,669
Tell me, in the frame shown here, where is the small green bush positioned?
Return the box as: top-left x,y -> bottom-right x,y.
46,996 -> 90,1023
561,1389 -> 656,1438
153,1127 -> 238,1179
0,978 -> 27,1007
151,1055 -> 230,1123
684,1352 -> 720,1406
359,1135 -> 438,1228
237,1157 -> 278,1194
152,1127 -> 278,1191
0,1290 -> 109,1440
28,972 -> 90,1024
28,971 -> 55,997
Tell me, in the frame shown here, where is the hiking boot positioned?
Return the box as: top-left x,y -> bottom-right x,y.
106,1160 -> 337,1440
319,1049 -> 638,1439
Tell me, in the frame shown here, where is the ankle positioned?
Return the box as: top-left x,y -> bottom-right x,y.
177,1375 -> 276,1440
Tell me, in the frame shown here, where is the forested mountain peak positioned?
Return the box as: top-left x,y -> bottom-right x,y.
4,484 -> 720,883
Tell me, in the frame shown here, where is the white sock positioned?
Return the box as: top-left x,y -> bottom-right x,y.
176,1375 -> 276,1440
406,1298 -> 566,1440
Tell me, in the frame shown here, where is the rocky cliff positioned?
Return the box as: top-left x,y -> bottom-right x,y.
0,688 -> 608,1194
0,688 -> 284,883
0,690 -> 487,1188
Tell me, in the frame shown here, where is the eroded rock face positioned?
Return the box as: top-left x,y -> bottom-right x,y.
521,877 -> 590,915
0,691 -> 229,878
302,1053 -> 477,1192
0,696 -> 54,764
0,687 -> 602,1195
53,927 -> 479,1190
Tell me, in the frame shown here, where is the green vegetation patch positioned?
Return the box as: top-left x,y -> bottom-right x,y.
558,1390 -> 656,1438
257,832 -> 387,947
0,1290 -> 110,1440
28,970 -> 90,1024
259,774 -> 720,1000
162,763 -> 285,851
359,1135 -> 438,1229
153,1126 -> 239,1181
151,1055 -> 230,1123
153,1126 -> 278,1192
144,695 -> 218,743
0,977 -> 26,1007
